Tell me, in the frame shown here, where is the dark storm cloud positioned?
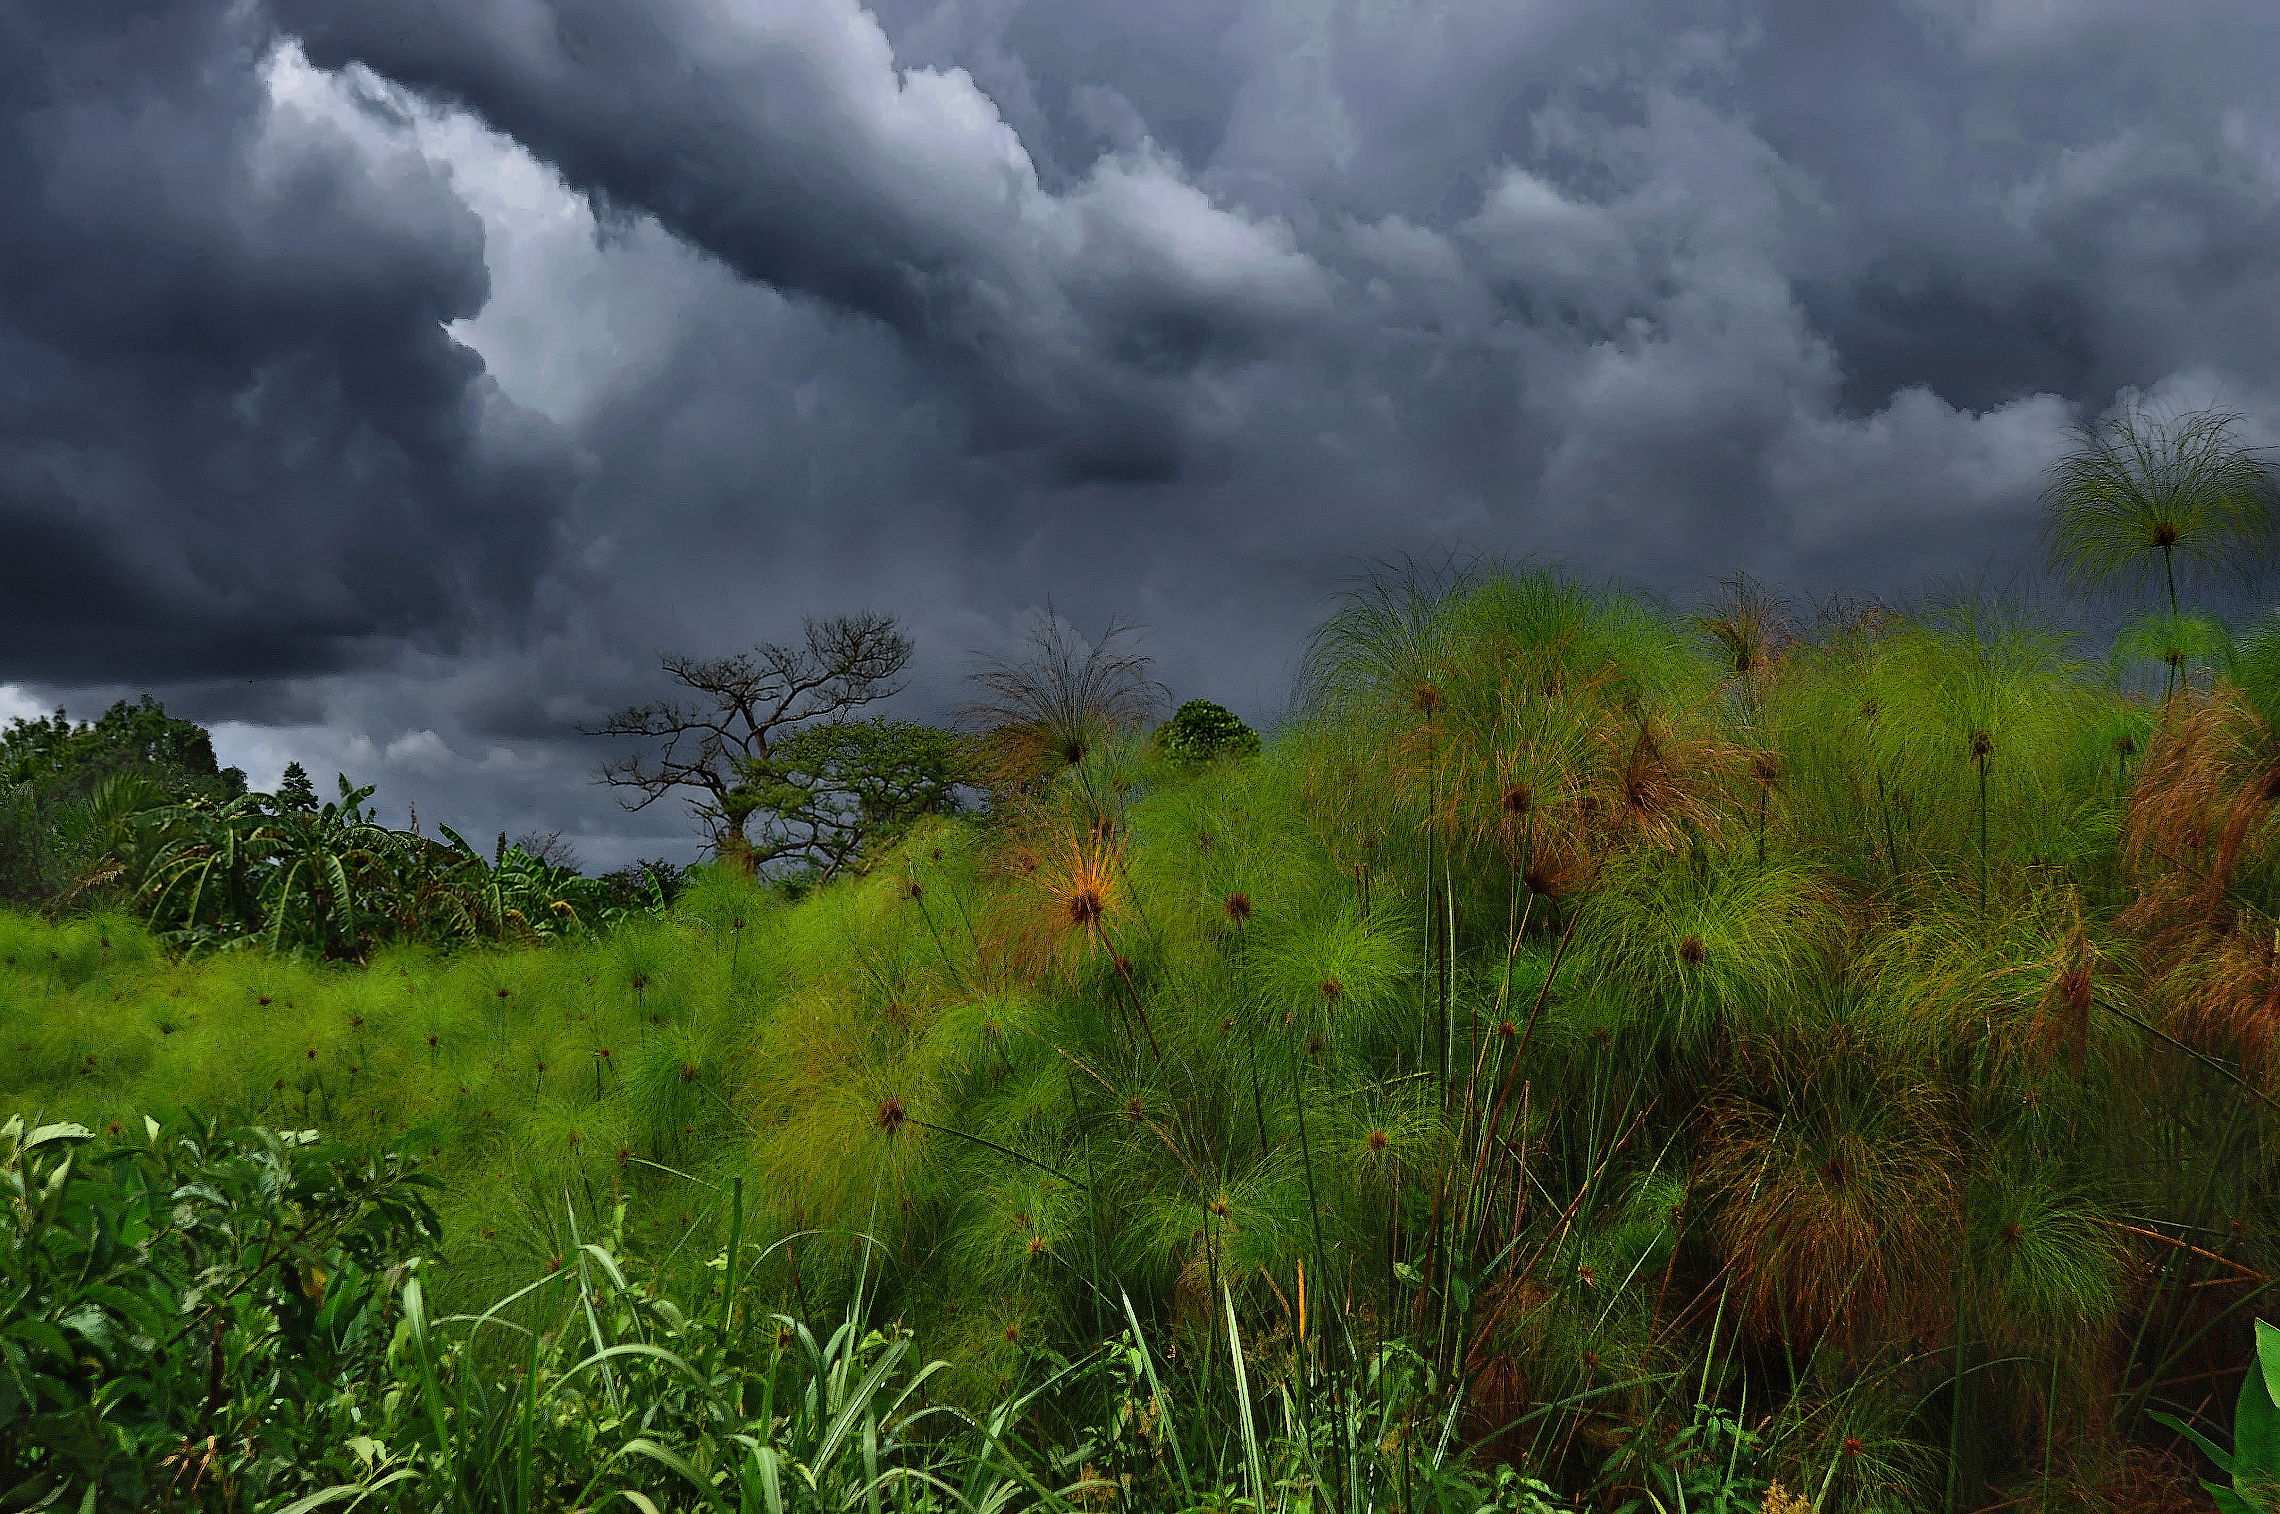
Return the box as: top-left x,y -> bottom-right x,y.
1725,0 -> 2280,416
0,0 -> 571,685
274,0 -> 1340,483
263,0 -> 2280,600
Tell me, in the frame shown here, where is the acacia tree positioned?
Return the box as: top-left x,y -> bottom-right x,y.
585,613 -> 918,872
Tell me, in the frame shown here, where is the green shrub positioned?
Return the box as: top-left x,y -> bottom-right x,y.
1156,699 -> 1263,762
0,1113 -> 439,1510
0,1117 -> 1573,1512
2155,1318 -> 2280,1514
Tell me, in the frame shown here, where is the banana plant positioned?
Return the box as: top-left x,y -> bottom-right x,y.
132,780 -> 613,958
257,774 -> 393,956
49,770 -> 171,908
133,791 -> 278,950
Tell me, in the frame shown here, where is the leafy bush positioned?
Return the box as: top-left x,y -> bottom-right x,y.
135,781 -> 656,959
1593,1402 -> 1766,1514
1155,699 -> 1262,763
0,697 -> 247,911
0,1113 -> 438,1509
1,1119 -> 1579,1512
282,1199 -> 984,1513
735,718 -> 970,880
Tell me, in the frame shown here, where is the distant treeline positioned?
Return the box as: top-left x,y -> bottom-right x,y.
0,698 -> 686,956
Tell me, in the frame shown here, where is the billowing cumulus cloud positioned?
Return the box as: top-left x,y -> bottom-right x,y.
6,0 -> 2280,866
277,0 -> 1339,481
0,4 -> 574,687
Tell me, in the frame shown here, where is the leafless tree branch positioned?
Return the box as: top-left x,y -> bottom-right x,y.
582,612 -> 915,864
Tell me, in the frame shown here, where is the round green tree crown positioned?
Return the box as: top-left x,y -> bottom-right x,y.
1156,698 -> 1262,761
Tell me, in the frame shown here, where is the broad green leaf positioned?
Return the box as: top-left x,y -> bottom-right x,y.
619,1438 -> 729,1513
5,1318 -> 72,1363
270,1468 -> 417,1514
578,1243 -> 629,1291
2212,1486 -> 2260,1514
750,1445 -> 786,1514
25,1125 -> 91,1150
816,1337 -> 910,1473
74,1284 -> 168,1343
2152,1410 -> 2234,1476
2240,1342 -> 2280,1494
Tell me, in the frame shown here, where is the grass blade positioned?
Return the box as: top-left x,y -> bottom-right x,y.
1225,1283 -> 1268,1513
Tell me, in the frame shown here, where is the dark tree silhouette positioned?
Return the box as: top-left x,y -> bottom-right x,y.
277,761 -> 320,814
586,613 -> 915,871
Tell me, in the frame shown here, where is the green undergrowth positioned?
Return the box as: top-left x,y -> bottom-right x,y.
0,868 -> 778,1318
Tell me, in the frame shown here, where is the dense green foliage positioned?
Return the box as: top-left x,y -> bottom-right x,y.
2152,1319 -> 2280,1513
4,1120 -> 1574,1513
133,776 -> 665,958
0,697 -> 247,909
735,717 -> 972,882
19,541 -> 2280,1507
0,1113 -> 439,1509
0,699 -> 687,958
0,697 -> 245,798
1156,700 -> 1263,763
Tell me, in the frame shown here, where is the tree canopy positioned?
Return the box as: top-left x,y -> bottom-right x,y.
0,697 -> 247,908
1155,698 -> 1263,762
0,696 -> 244,800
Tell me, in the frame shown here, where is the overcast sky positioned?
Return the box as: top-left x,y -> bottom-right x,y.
6,0 -> 2280,868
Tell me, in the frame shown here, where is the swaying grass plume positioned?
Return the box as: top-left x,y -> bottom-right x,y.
2042,401 -> 2276,618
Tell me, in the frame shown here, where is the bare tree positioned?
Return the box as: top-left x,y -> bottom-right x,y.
585,613 -> 915,871
511,830 -> 584,873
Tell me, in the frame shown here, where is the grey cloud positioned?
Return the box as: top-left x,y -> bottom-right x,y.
1737,0 -> 2280,417
274,0 -> 1340,483
0,1 -> 572,686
